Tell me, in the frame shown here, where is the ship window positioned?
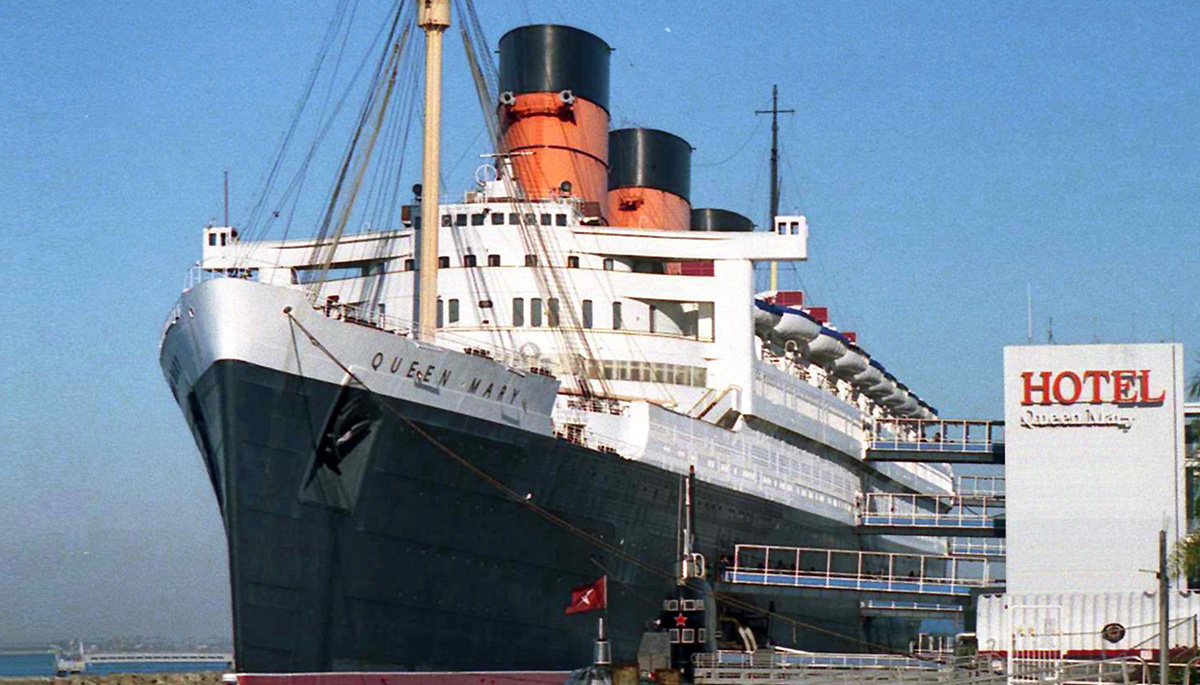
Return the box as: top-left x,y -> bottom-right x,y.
547,298 -> 559,327
668,629 -> 680,644
438,256 -> 450,268
471,213 -> 485,226
582,300 -> 593,329
666,599 -> 679,611
525,254 -> 538,267
455,213 -> 467,226
603,258 -> 614,271
530,298 -> 543,327
208,233 -> 217,246
556,213 -> 567,226
509,212 -> 520,224
698,628 -> 706,642
540,213 -> 552,226
602,361 -> 615,380
512,298 -> 524,327
463,254 -> 477,267
683,599 -> 696,611
612,302 -> 623,330
441,214 -> 452,227
491,212 -> 504,226
436,299 -> 444,328
674,365 -> 688,385
695,599 -> 705,611
220,232 -> 227,246
567,256 -> 580,268
404,258 -> 414,271
649,305 -> 657,333
487,254 -> 501,267
448,299 -> 460,324
632,362 -> 648,382
479,299 -> 493,309
525,213 -> 536,224
682,629 -> 695,644
617,361 -> 630,381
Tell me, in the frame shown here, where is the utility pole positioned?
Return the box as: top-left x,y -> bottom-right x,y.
1160,529 -> 1170,685
756,85 -> 793,291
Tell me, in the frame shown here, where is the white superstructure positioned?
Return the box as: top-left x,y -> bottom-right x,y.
190,180 -> 952,519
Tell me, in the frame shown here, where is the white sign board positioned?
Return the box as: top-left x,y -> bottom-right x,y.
1003,343 -> 1185,595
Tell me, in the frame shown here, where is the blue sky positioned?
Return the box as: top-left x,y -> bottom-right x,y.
2,1 -> 1198,644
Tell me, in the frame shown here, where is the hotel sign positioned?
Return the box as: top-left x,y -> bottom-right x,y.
1003,343 -> 1185,596
1018,368 -> 1168,432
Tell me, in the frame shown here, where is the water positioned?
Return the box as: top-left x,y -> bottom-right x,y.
0,652 -> 57,677
0,652 -> 232,677
84,661 -> 231,675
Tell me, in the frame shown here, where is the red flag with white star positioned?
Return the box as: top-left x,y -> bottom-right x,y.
564,576 -> 607,615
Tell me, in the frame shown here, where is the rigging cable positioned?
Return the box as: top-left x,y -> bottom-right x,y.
283,308 -> 938,658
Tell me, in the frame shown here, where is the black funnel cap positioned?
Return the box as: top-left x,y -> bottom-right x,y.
499,25 -> 612,112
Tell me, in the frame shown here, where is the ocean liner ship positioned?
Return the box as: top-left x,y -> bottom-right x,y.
159,2 -> 955,673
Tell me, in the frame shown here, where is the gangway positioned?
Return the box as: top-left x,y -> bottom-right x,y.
858,493 -> 1005,537
957,475 -> 1005,496
950,538 -> 1006,558
868,419 -> 1004,464
723,544 -> 1003,597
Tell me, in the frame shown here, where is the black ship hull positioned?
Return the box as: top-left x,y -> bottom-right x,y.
182,359 -> 917,672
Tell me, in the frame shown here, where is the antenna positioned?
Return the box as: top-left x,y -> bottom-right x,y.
1026,284 -> 1033,344
756,85 -> 794,291
223,170 -> 229,227
1047,316 -> 1054,344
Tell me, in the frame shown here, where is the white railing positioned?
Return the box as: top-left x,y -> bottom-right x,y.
861,493 -> 1004,530
950,538 -> 1007,558
564,396 -> 629,416
185,262 -> 258,291
871,419 -> 1004,454
957,475 -> 1006,496
724,544 -> 1003,596
693,652 -> 1148,685
862,599 -> 964,614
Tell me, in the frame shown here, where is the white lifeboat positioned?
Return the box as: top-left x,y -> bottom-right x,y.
879,379 -> 909,408
831,344 -> 869,379
862,366 -> 897,400
772,307 -> 822,346
753,301 -> 782,338
853,360 -> 885,390
895,392 -> 921,416
807,328 -> 848,366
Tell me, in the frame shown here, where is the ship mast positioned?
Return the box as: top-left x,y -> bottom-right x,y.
417,0 -> 450,340
755,85 -> 793,291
